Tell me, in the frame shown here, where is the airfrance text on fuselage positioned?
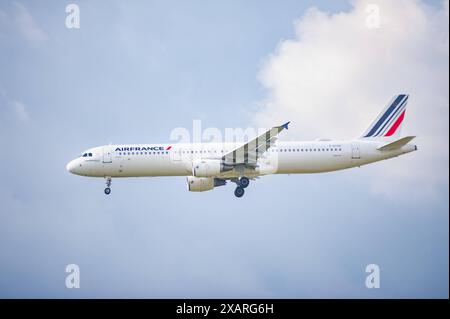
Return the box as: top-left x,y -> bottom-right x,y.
115,146 -> 171,152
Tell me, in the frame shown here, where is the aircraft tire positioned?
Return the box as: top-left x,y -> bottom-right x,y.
234,187 -> 245,198
239,177 -> 250,188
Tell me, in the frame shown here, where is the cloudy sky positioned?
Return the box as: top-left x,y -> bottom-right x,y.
0,0 -> 448,298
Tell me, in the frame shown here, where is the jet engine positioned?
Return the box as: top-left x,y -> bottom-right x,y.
192,160 -> 223,177
186,176 -> 214,192
186,176 -> 227,192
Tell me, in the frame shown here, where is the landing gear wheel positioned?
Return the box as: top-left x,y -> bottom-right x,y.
234,186 -> 245,198
104,177 -> 112,195
239,177 -> 250,188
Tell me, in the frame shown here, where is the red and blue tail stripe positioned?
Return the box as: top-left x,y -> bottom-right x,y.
363,94 -> 408,138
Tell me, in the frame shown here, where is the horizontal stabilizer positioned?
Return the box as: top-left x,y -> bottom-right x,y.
377,136 -> 416,151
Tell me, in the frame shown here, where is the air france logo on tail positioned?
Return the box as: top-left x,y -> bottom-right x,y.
364,94 -> 408,138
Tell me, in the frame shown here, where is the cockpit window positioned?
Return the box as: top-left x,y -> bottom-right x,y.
82,153 -> 87,157
88,153 -> 92,157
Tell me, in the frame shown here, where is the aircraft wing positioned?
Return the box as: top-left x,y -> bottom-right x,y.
222,122 -> 290,166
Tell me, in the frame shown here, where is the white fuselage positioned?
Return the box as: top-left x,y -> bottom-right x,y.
66,139 -> 417,178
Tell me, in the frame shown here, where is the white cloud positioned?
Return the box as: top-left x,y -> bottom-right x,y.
13,2 -> 47,45
0,89 -> 30,124
12,100 -> 30,124
0,2 -> 47,46
255,0 -> 449,199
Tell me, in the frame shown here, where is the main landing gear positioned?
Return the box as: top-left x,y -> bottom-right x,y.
104,177 -> 112,195
234,187 -> 244,198
234,177 -> 250,198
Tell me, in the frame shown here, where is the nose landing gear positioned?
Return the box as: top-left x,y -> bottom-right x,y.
104,177 -> 112,195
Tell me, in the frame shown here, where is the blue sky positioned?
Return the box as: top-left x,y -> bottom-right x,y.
0,0 -> 448,298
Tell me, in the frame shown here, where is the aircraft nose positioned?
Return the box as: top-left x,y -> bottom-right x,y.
66,160 -> 76,174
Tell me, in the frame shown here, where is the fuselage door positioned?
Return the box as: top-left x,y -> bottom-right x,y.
103,148 -> 113,163
351,144 -> 361,159
172,147 -> 182,161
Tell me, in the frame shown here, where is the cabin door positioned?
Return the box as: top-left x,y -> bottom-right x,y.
351,144 -> 361,159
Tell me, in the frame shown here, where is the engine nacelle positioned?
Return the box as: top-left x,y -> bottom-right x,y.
186,176 -> 215,192
192,160 -> 222,177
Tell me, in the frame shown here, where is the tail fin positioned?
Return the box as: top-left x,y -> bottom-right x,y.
361,94 -> 409,139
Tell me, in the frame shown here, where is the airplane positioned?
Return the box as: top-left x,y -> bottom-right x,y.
66,94 -> 417,198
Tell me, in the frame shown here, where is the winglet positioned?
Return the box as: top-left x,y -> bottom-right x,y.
281,121 -> 290,130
